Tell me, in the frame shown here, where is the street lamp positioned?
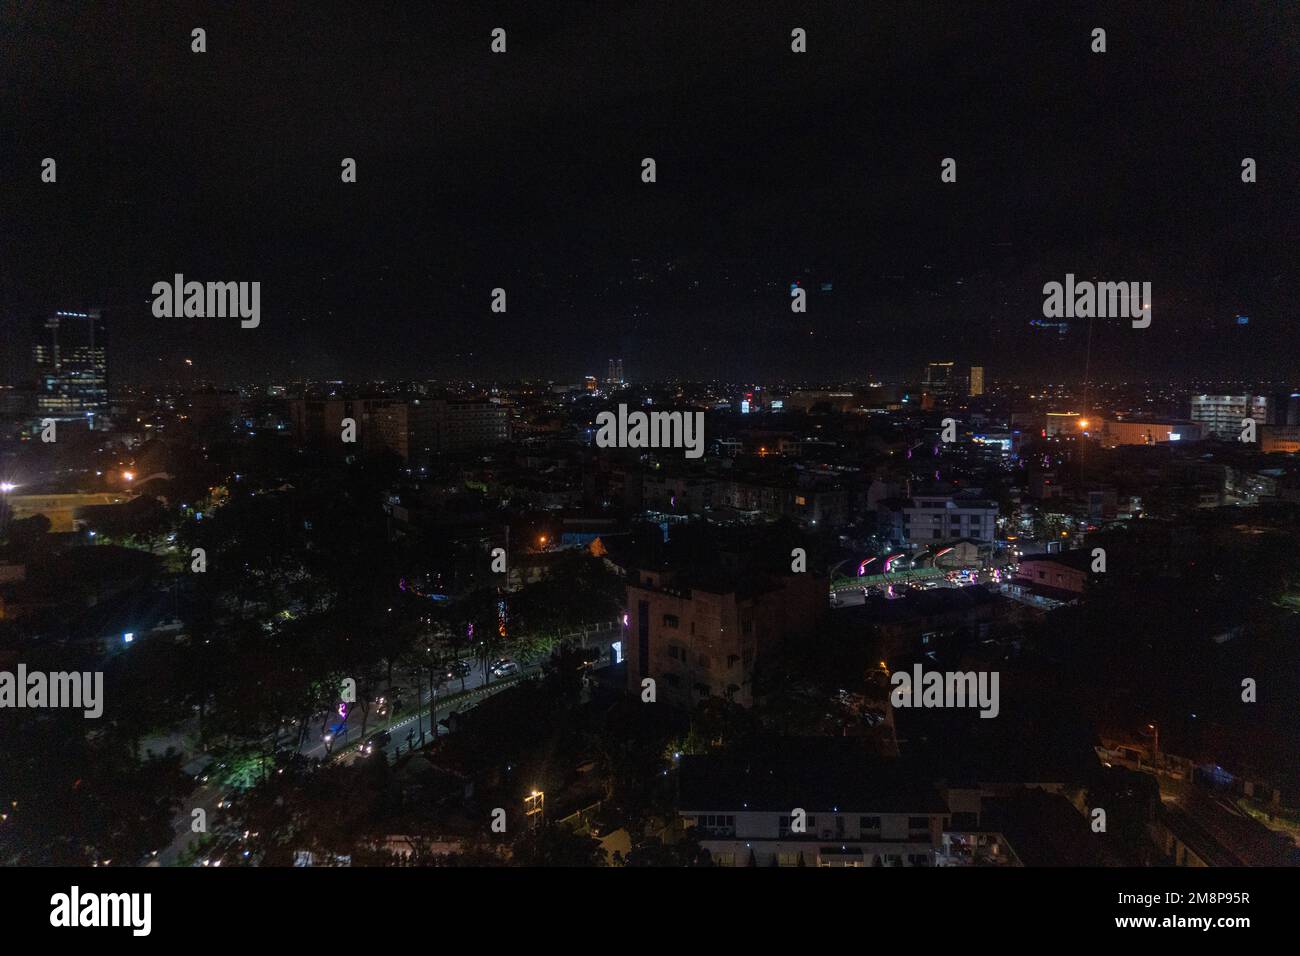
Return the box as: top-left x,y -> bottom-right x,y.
524,789 -> 544,829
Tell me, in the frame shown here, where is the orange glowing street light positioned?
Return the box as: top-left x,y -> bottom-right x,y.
524,788 -> 544,828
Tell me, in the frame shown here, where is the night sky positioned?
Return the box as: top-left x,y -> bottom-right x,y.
1,2 -> 1296,385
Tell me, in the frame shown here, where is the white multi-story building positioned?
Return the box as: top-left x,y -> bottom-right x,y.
678,747 -> 1026,867
684,808 -> 944,867
679,753 -> 948,867
1190,394 -> 1267,440
901,492 -> 999,546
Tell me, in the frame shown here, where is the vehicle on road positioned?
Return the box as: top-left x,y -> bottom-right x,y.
360,731 -> 391,756
182,753 -> 216,783
491,660 -> 520,678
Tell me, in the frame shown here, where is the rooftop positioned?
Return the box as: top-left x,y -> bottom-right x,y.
678,739 -> 948,814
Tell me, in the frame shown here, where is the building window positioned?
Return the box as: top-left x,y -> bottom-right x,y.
696,814 -> 735,836
662,614 -> 679,628
860,816 -> 881,832
779,815 -> 818,836
908,817 -> 930,831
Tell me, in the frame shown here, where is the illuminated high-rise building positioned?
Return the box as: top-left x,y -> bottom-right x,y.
607,358 -> 625,385
969,366 -> 985,397
923,361 -> 955,394
32,309 -> 107,424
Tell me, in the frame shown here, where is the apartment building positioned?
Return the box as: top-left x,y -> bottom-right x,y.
1190,394 -> 1267,440
679,746 -> 949,867
624,567 -> 824,708
292,397 -> 508,461
899,491 -> 999,546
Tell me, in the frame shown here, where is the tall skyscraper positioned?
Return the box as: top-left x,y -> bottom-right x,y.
923,361 -> 954,394
607,358 -> 624,385
32,309 -> 107,424
969,366 -> 985,397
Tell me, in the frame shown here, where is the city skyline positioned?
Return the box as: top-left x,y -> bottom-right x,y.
3,0 -> 1299,918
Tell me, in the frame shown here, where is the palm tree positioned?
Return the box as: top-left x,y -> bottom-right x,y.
461,587 -> 507,686
475,630 -> 505,687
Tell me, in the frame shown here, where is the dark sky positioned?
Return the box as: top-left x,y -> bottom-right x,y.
1,2 -> 1297,386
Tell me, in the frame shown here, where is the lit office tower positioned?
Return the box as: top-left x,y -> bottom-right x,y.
923,361 -> 955,394
607,358 -> 624,385
969,366 -> 985,397
32,310 -> 108,424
